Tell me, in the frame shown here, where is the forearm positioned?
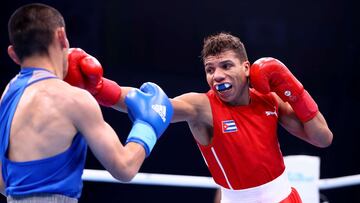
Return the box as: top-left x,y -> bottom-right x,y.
303,112 -> 333,148
278,99 -> 332,148
111,86 -> 134,112
111,142 -> 146,182
123,142 -> 146,171
102,141 -> 145,182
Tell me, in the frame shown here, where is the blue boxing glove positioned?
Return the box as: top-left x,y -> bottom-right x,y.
125,82 -> 173,156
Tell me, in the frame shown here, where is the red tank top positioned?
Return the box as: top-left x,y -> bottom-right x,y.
198,88 -> 285,189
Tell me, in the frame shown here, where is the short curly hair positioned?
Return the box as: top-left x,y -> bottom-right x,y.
201,32 -> 248,62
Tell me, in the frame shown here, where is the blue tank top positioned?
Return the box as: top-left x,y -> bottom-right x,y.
0,67 -> 88,198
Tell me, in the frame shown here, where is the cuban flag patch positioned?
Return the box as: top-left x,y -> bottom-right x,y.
222,120 -> 237,133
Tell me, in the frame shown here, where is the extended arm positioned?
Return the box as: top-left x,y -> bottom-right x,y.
64,48 -> 143,113
69,90 -> 145,181
64,48 -> 123,108
69,82 -> 173,181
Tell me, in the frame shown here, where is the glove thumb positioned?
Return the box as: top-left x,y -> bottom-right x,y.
140,82 -> 160,96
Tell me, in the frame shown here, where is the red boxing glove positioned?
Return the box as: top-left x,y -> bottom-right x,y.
65,48 -> 87,88
250,57 -> 318,122
64,48 -> 122,107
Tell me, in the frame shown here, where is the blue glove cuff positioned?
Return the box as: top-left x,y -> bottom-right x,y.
126,120 -> 157,157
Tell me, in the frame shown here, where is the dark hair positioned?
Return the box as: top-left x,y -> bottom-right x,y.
8,3 -> 65,62
201,32 -> 248,62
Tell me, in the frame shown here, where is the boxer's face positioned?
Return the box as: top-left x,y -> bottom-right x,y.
204,50 -> 250,105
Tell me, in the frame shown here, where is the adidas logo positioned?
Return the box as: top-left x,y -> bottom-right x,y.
152,104 -> 167,122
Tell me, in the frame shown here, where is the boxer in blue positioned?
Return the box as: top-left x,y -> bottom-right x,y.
0,3 -> 173,202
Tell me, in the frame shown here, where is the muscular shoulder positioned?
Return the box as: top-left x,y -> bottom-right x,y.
59,81 -> 100,116
11,79 -> 101,143
52,80 -> 105,129
29,79 -> 99,119
47,80 -> 94,105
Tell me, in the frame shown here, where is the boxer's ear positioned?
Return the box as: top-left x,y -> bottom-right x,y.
56,27 -> 69,50
8,45 -> 21,65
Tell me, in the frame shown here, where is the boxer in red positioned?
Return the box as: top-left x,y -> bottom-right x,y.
67,32 -> 333,203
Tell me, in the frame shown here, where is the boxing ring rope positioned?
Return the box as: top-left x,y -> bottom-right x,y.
82,169 -> 360,190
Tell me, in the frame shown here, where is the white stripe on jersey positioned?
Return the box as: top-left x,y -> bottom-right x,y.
211,147 -> 233,189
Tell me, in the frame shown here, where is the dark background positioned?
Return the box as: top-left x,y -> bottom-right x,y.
1,0 -> 359,202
